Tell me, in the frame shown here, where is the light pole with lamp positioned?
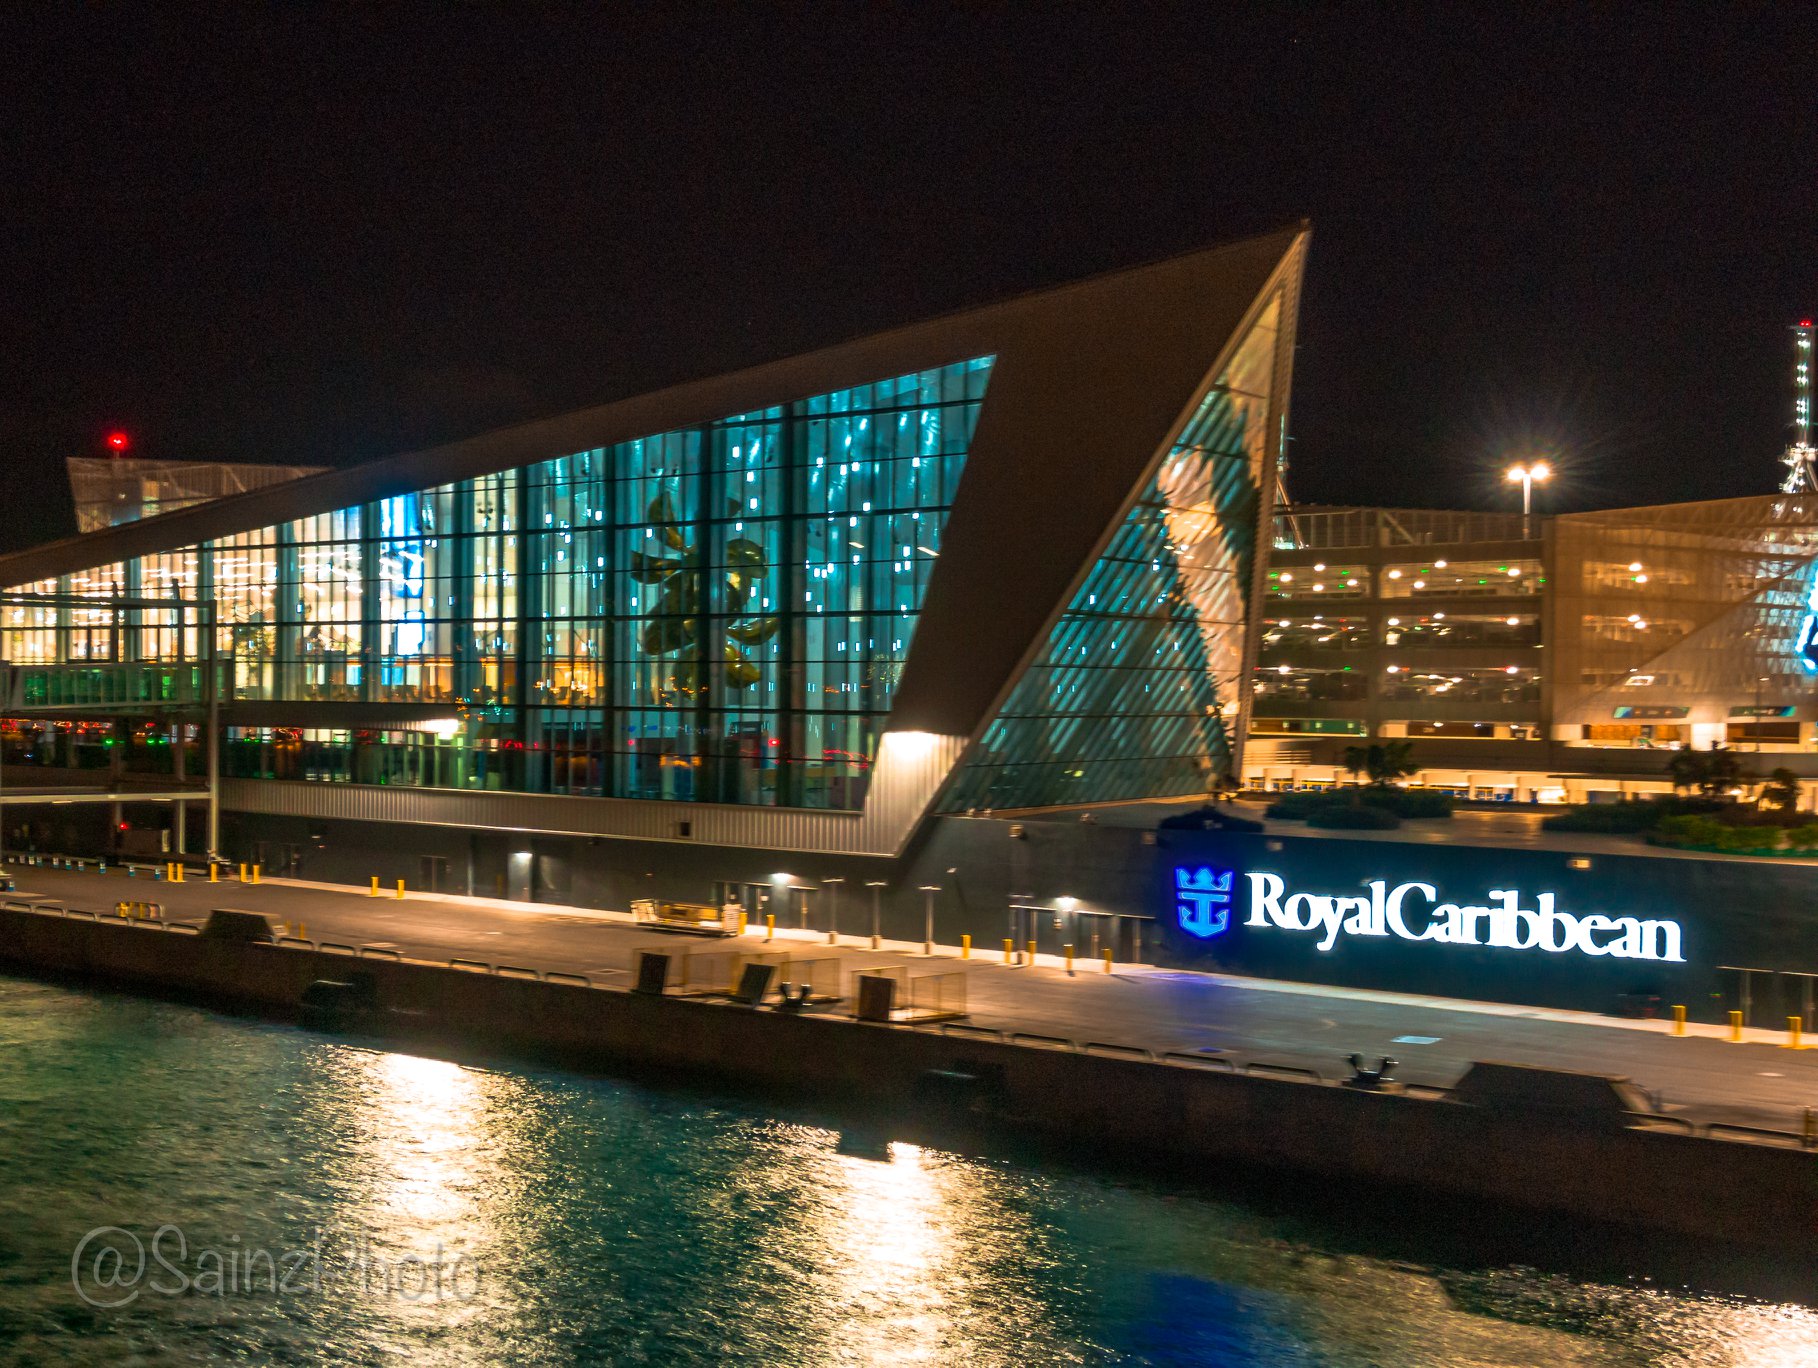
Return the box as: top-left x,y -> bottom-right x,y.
865,879 -> 886,950
822,876 -> 844,946
1505,461 -> 1551,539
919,884 -> 940,955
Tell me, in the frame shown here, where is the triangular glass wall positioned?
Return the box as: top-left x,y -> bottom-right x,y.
941,295 -> 1281,810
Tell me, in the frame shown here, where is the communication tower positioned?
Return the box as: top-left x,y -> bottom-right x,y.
1781,319 -> 1817,492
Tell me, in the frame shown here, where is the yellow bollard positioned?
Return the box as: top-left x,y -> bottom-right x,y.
1787,1016 -> 1806,1051
961,934 -> 971,960
1672,1004 -> 1686,1037
736,911 -> 748,937
764,913 -> 775,942
1003,937 -> 1014,964
1729,1010 -> 1745,1043
1103,948 -> 1113,974
1026,938 -> 1037,967
209,863 -> 218,883
1065,943 -> 1075,975
396,879 -> 405,899
297,923 -> 306,940
239,862 -> 248,882
175,863 -> 184,883
252,864 -> 261,884
370,876 -> 380,897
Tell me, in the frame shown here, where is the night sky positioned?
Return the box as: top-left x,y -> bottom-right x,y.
3,5 -> 1815,553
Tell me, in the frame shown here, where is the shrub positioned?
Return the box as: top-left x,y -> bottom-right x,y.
1263,792 -> 1326,820
1654,814 -> 1729,847
1307,804 -> 1401,830
1717,824 -> 1782,853
1366,788 -> 1454,819
1541,802 -> 1661,833
1785,824 -> 1818,851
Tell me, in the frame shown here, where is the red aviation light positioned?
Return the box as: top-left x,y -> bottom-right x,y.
105,431 -> 130,454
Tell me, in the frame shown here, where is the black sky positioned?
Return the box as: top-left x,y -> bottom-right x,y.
3,4 -> 1815,552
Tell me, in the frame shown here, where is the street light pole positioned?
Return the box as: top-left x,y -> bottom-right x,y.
1505,461 -> 1552,539
822,876 -> 844,946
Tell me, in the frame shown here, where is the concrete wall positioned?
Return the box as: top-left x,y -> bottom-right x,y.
0,904 -> 1811,1252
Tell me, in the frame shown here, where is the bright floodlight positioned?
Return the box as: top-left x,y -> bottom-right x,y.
1530,461 -> 1551,481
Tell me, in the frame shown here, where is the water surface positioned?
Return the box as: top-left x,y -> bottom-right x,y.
0,976 -> 1811,1365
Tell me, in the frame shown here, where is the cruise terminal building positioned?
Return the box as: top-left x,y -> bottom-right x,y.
4,223 -> 1816,1019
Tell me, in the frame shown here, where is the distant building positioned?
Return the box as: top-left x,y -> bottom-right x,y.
1250,495 -> 1818,802
66,458 -> 326,532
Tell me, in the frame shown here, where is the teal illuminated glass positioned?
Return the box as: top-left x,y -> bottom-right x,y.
941,299 -> 1281,810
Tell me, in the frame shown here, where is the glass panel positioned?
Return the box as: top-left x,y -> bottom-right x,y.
943,297 -> 1281,809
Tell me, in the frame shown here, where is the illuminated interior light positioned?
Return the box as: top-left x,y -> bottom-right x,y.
1412,581 -> 1426,589
1386,665 -> 1400,674
1386,617 -> 1400,626
1278,572 -> 1293,584
1387,569 -> 1402,579
1507,567 -> 1521,577
1635,574 -> 1648,584
1314,563 -> 1326,571
1434,560 -> 1447,569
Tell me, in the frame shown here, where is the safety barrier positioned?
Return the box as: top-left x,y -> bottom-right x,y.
496,965 -> 543,981
903,971 -> 967,1023
848,964 -> 908,1009
275,936 -> 316,950
317,942 -> 357,956
163,922 -> 200,934
776,955 -> 842,1003
357,946 -> 403,960
545,972 -> 592,987
449,958 -> 493,974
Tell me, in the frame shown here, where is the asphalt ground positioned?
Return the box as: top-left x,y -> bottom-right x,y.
7,859 -> 1818,1134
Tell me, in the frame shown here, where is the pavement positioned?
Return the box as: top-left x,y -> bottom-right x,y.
6,856 -> 1818,1135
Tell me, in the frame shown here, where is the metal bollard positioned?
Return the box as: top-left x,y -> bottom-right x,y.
961,934 -> 971,960
764,914 -> 775,942
1103,948 -> 1113,974
736,911 -> 748,937
209,863 -> 218,883
1065,942 -> 1075,976
297,923 -> 306,940
252,864 -> 262,884
1003,937 -> 1014,964
1672,1004 -> 1686,1037
239,862 -> 248,882
1026,938 -> 1037,967
1729,1010 -> 1745,1043
370,876 -> 380,897
1788,1016 -> 1806,1051
396,879 -> 405,899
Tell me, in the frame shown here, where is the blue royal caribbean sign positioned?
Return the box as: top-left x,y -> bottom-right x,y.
1173,865 -> 1235,939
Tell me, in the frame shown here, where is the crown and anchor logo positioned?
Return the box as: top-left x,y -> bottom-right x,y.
1174,866 -> 1234,939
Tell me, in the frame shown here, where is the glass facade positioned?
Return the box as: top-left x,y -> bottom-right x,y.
11,358 -> 994,810
941,295 -> 1282,809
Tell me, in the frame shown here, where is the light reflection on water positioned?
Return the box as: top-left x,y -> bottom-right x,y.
0,976 -> 1816,1365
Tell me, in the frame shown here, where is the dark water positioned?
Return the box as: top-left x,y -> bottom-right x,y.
0,976 -> 1811,1366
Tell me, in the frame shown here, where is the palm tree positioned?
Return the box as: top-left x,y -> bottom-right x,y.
1365,739 -> 1417,787
1761,767 -> 1801,814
